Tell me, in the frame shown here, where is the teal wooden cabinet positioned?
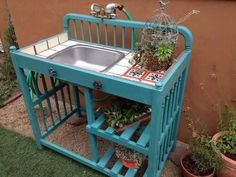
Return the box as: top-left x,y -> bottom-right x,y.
10,14 -> 192,177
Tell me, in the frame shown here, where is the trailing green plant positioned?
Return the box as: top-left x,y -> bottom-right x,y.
183,108 -> 222,175
216,108 -> 236,160
0,74 -> 17,107
1,58 -> 16,80
189,133 -> 222,174
1,10 -> 19,80
102,98 -> 150,129
3,10 -> 19,60
218,107 -> 236,132
216,132 -> 236,158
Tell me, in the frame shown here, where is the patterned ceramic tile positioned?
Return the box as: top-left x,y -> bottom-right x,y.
51,45 -> 68,51
20,46 -> 35,55
38,49 -> 58,57
123,68 -> 147,79
35,41 -> 48,54
58,32 -> 68,43
47,36 -> 59,48
143,72 -> 164,82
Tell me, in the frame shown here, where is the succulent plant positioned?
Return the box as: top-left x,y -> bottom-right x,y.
154,41 -> 174,61
131,41 -> 174,71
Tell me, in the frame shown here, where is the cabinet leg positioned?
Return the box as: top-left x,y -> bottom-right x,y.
84,88 -> 99,162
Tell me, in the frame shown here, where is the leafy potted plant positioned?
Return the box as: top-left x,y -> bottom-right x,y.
212,108 -> 236,177
132,40 -> 174,71
115,144 -> 146,169
102,98 -> 151,133
180,108 -> 222,177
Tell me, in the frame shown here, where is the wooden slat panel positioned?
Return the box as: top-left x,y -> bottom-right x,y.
111,160 -> 123,174
98,146 -> 114,168
137,124 -> 150,147
120,123 -> 140,141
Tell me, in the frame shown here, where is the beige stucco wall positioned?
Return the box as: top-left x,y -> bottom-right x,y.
0,0 -> 8,41
3,0 -> 236,141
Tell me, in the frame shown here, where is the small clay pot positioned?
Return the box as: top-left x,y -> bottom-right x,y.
121,159 -> 139,169
212,131 -> 236,177
180,152 -> 215,177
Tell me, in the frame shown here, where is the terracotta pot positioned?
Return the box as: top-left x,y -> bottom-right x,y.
121,159 -> 139,169
212,131 -> 236,177
180,152 -> 215,177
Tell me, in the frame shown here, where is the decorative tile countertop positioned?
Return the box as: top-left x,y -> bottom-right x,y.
20,32 -> 165,86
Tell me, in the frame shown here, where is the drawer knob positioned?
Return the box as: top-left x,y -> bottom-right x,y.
93,81 -> 102,90
48,67 -> 57,77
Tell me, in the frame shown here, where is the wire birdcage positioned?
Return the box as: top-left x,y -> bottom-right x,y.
141,1 -> 178,49
131,1 -> 199,71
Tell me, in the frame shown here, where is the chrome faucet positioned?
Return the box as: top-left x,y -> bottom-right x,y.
90,3 -> 124,19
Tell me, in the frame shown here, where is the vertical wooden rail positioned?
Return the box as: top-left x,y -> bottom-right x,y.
73,85 -> 81,116
172,67 -> 188,150
113,26 -> 116,47
122,27 -> 125,49
72,19 -> 78,40
41,75 -> 55,126
50,78 -> 61,120
59,81 -> 68,116
80,21 -> 85,41
31,72 -> 48,132
131,28 -> 135,50
66,84 -> 73,112
104,24 -> 108,46
88,22 -> 92,42
96,23 -> 100,44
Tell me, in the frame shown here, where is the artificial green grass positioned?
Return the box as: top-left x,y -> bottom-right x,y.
0,127 -> 105,177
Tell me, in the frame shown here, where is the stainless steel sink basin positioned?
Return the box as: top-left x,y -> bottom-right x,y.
49,44 -> 125,72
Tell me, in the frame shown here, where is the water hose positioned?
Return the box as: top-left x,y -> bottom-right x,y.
122,8 -> 137,47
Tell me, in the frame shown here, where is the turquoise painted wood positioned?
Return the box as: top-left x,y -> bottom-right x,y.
10,13 -> 192,177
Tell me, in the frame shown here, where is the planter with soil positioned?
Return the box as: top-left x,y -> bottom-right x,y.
132,41 -> 175,72
180,152 -> 215,177
101,98 -> 151,133
212,131 -> 236,177
115,144 -> 146,169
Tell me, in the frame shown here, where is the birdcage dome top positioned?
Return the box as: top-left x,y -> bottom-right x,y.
141,5 -> 179,48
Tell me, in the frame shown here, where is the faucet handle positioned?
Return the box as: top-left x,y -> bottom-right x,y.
108,13 -> 116,19
91,3 -> 101,13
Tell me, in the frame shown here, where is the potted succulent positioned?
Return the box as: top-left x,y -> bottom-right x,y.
102,98 -> 151,133
181,109 -> 222,177
115,144 -> 146,169
132,40 -> 174,71
212,108 -> 236,177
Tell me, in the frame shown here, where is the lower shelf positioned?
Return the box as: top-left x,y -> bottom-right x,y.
87,115 -> 150,155
97,146 -> 148,177
40,138 -> 148,177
